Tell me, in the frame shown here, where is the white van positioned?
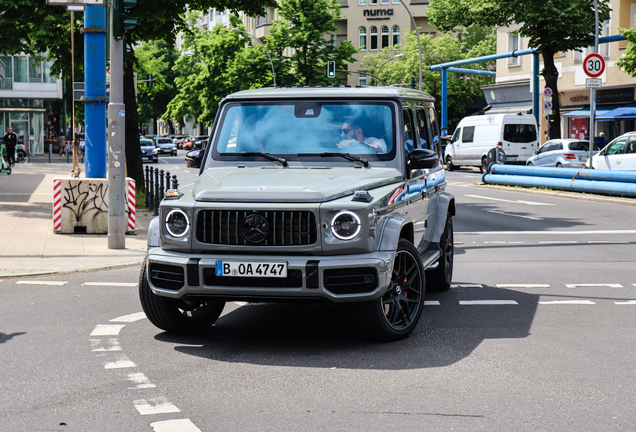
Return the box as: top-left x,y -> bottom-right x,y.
444,113 -> 539,172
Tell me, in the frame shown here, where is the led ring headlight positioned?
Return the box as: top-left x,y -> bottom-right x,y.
331,211 -> 361,240
165,209 -> 190,238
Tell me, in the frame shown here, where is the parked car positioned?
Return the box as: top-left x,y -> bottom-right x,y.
140,138 -> 159,163
444,112 -> 539,172
526,139 -> 600,168
139,86 -> 455,341
587,131 -> 636,170
188,135 -> 209,150
155,137 -> 178,156
182,137 -> 195,150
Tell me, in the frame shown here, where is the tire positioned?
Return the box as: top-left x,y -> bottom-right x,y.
139,261 -> 225,333
556,163 -> 563,168
480,157 -> 489,173
153,157 -> 158,163
445,156 -> 456,171
527,162 -> 533,166
355,239 -> 426,341
426,214 -> 453,292
16,150 -> 26,161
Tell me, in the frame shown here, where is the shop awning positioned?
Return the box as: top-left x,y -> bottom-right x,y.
562,107 -> 614,118
596,104 -> 636,121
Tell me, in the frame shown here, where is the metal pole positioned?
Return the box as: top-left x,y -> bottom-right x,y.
231,29 -> 276,87
375,53 -> 404,86
533,53 -> 540,127
107,5 -> 126,249
589,0 -> 599,166
71,11 -> 75,149
441,68 -> 448,137
399,0 -> 422,91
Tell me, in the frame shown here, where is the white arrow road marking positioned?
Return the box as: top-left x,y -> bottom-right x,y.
134,397 -> 181,415
150,419 -> 202,432
539,300 -> 596,305
496,284 -> 550,288
126,372 -> 156,389
90,338 -> 122,352
104,355 -> 137,369
460,300 -> 518,305
466,194 -> 555,206
110,312 -> 147,323
16,280 -> 68,286
83,282 -> 138,287
90,324 -> 126,336
487,210 -> 542,221
615,300 -> 636,305
565,283 -> 623,288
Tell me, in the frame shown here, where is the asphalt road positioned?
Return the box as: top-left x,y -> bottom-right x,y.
2,165 -> 635,431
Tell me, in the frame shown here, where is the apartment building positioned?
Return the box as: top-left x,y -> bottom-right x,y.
0,55 -> 63,155
483,0 -> 636,144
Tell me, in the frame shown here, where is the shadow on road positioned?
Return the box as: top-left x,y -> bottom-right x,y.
155,287 -> 539,370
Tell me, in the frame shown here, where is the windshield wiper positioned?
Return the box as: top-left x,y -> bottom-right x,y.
297,152 -> 369,167
221,152 -> 288,167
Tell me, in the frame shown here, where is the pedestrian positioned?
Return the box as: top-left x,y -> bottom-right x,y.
59,134 -> 66,156
2,126 -> 17,166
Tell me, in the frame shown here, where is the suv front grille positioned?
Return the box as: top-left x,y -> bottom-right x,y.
203,268 -> 303,288
323,268 -> 378,295
196,210 -> 317,246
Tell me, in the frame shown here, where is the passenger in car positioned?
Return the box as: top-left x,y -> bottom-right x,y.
338,117 -> 388,153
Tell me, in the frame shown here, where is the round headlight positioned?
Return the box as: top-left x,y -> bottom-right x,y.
331,211 -> 361,240
165,209 -> 189,238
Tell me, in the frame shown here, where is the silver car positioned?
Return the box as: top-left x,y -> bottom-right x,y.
526,139 -> 600,168
155,137 -> 177,156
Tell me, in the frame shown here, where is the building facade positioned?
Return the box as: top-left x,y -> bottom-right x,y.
485,0 -> 636,144
0,55 -> 63,155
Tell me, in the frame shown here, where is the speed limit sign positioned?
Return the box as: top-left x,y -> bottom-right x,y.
584,53 -> 605,78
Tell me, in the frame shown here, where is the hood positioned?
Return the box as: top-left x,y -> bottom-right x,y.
140,145 -> 156,152
192,166 -> 402,203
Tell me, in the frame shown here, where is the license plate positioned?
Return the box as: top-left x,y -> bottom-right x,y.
579,156 -> 588,162
215,261 -> 287,278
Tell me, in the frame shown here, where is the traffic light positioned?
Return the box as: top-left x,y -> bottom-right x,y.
147,73 -> 152,89
327,61 -> 336,78
410,77 -> 416,89
112,0 -> 140,41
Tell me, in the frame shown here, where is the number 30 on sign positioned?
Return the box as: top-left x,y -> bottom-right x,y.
583,53 -> 605,78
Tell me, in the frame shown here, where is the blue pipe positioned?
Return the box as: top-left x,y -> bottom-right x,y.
430,48 -> 539,71
84,6 -> 107,178
441,68 -> 447,136
533,53 -> 540,126
447,67 -> 496,76
484,164 -> 636,183
482,174 -> 636,198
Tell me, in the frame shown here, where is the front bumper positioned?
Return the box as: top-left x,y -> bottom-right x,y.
145,247 -> 395,303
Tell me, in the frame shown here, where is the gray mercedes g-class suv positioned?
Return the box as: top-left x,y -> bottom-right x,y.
140,86 -> 455,341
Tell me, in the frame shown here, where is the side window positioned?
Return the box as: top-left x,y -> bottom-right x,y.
402,108 -> 416,154
427,104 -> 441,157
606,138 -> 626,155
555,143 -> 563,151
462,126 -> 475,143
415,107 -> 430,150
626,138 -> 636,154
451,128 -> 461,144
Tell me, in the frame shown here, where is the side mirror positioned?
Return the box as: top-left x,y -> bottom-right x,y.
409,148 -> 439,170
534,150 -> 538,155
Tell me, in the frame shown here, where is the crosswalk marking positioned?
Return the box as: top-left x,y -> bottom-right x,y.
90,324 -> 125,336
104,356 -> 137,369
150,419 -> 202,432
134,397 -> 181,415
90,338 -> 122,352
126,372 -> 156,389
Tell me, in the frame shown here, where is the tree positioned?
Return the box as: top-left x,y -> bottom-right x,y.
361,27 -> 496,128
428,0 -> 611,139
616,26 -> 636,77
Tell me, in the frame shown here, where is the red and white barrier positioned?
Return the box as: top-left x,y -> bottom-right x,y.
53,179 -> 62,232
127,179 -> 136,231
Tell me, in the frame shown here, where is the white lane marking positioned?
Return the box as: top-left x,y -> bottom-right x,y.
460,300 -> 518,305
565,283 -> 623,288
90,324 -> 126,336
90,338 -> 122,352
126,372 -> 157,389
496,284 -> 550,288
539,300 -> 596,305
150,419 -> 202,432
16,280 -> 68,286
110,312 -> 147,323
424,301 -> 440,306
484,241 -> 525,244
104,355 -> 137,369
587,241 -> 629,244
234,301 -> 248,306
539,241 -> 578,244
134,397 -> 181,415
487,210 -> 542,221
83,282 -> 138,287
457,230 -> 636,235
451,283 -> 483,288
615,300 -> 636,305
466,194 -> 554,206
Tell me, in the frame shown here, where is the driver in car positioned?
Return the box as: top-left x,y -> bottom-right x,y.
338,117 -> 387,154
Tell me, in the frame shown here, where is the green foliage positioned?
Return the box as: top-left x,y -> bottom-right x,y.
616,27 -> 636,76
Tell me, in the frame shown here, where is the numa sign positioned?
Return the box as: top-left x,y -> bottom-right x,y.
364,8 -> 394,17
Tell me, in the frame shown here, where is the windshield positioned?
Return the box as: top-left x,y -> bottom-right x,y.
140,140 -> 154,146
212,102 -> 395,161
568,141 -> 600,151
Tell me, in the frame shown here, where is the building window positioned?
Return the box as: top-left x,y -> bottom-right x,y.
359,27 -> 367,50
28,57 -> 42,83
507,33 -> 520,66
43,61 -> 56,83
370,26 -> 378,50
359,0 -> 366,4
381,0 -> 389,4
0,56 -> 12,90
392,25 -> 400,46
359,73 -> 367,86
392,0 -> 400,3
14,56 -> 28,83
370,0 -> 377,5
381,26 -> 389,49
574,45 -> 593,63
600,18 -> 610,58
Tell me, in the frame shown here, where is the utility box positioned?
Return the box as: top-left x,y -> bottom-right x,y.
53,177 -> 136,234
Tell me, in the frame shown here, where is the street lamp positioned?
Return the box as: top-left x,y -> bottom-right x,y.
375,53 -> 404,86
231,28 -> 276,87
399,0 -> 422,91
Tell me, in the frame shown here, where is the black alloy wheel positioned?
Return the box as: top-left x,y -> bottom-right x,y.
355,239 -> 425,341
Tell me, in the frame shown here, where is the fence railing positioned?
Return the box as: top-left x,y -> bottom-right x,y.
144,166 -> 180,216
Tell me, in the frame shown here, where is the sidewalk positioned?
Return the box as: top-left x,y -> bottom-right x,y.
0,156 -> 153,277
